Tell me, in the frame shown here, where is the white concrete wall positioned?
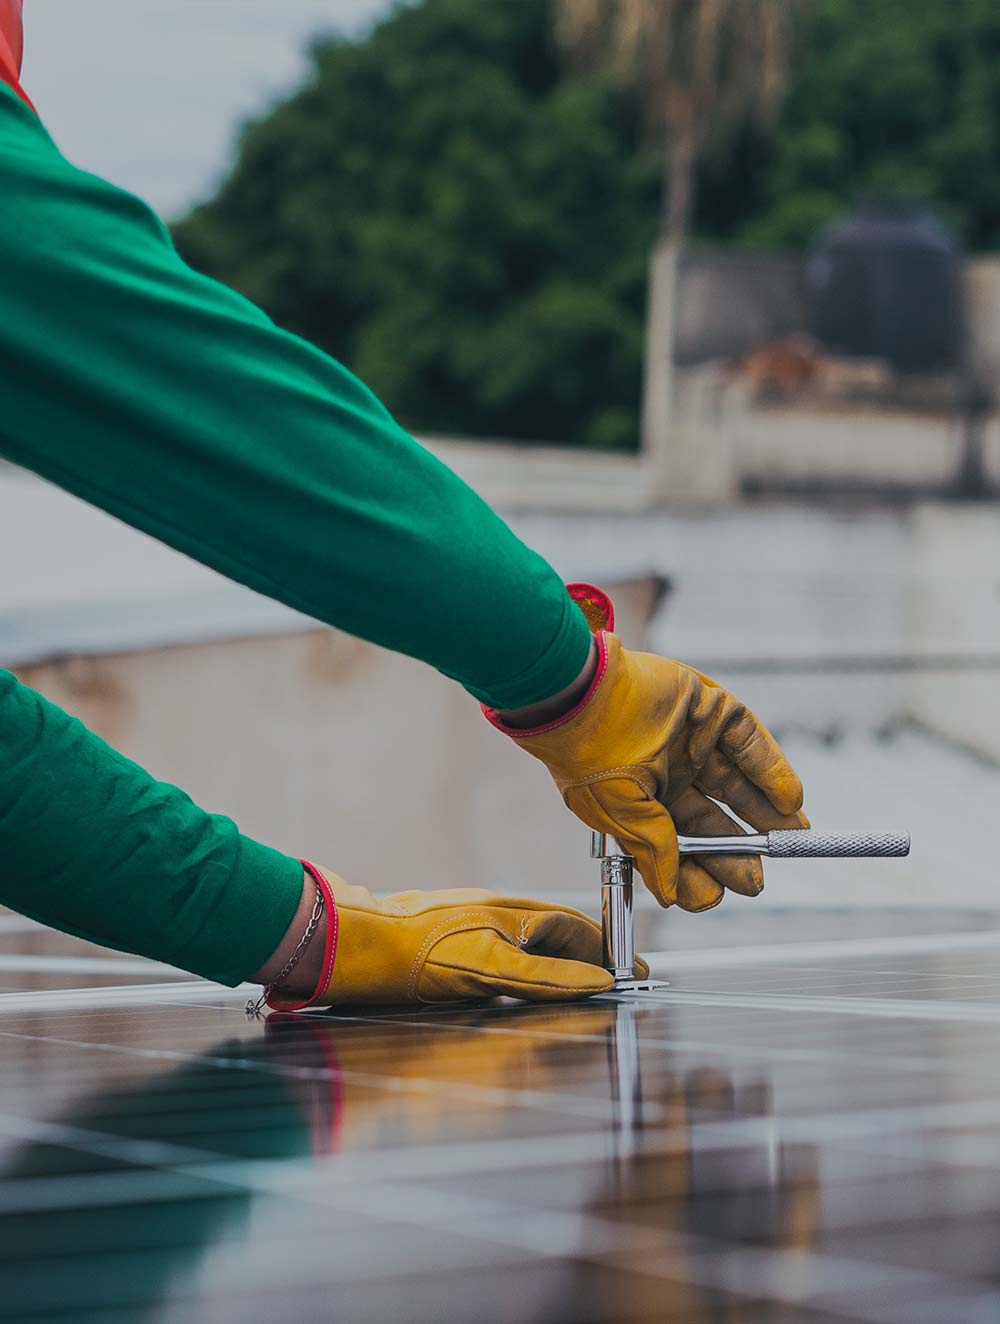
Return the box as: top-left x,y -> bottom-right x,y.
908,502 -> 1000,763
421,393 -> 1000,512
737,402 -> 967,490
964,257 -> 1000,391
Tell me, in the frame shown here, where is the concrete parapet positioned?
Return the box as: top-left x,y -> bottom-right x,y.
907,501 -> 1000,763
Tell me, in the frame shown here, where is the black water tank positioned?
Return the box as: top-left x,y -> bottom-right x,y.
806,203 -> 961,374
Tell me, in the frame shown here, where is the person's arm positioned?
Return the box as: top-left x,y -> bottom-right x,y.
0,88 -> 603,991
0,668 -> 617,1002
0,669 -> 303,986
0,88 -> 805,934
0,86 -> 591,711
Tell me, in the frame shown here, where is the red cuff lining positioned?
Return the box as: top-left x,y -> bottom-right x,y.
567,582 -> 615,633
264,861 -> 338,1013
482,630 -> 609,738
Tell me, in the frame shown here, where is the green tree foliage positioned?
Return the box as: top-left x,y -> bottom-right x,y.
174,0 -> 660,448
174,0 -> 1000,446
700,0 -> 1000,250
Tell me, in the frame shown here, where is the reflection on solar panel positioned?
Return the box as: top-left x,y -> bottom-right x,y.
0,909 -> 999,1323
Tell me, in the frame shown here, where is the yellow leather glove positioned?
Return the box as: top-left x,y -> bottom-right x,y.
485,585 -> 807,913
267,868 -> 648,1010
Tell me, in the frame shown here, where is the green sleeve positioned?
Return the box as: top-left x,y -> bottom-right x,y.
0,669 -> 304,986
0,86 -> 591,710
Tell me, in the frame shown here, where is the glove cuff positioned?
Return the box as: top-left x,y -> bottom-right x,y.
265,861 -> 340,1013
482,583 -> 613,737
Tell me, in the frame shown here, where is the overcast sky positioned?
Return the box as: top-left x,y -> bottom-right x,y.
21,0 -> 397,218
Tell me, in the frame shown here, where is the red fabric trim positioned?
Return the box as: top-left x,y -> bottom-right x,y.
482,630 -> 609,737
264,861 -> 339,1013
0,3 -> 33,113
304,1023 -> 344,1152
264,1016 -> 344,1153
0,51 -> 32,111
567,582 -> 615,633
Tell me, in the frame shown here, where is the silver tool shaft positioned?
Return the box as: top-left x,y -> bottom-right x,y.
600,858 -> 635,980
592,831 -> 669,992
677,830 -> 910,858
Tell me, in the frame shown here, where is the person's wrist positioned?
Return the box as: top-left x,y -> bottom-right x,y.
495,636 -> 599,730
252,866 -> 330,995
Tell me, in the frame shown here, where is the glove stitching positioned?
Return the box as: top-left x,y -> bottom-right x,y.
407,912 -> 513,1001
562,765 -> 656,794
422,957 -> 605,996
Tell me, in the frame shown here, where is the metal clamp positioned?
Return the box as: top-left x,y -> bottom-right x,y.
591,824 -> 909,996
592,831 -> 669,993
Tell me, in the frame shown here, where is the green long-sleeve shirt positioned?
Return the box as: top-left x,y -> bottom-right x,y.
0,83 -> 591,982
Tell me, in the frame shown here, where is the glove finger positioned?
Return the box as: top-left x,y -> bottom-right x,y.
676,861 -> 726,912
419,931 -> 613,1003
669,786 -> 764,897
696,750 -> 811,832
522,908 -> 650,981
567,778 -> 679,908
520,907 -> 605,967
714,706 -> 806,817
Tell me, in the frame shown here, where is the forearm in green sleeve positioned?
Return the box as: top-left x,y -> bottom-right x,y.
0,670 -> 303,986
0,88 -> 592,710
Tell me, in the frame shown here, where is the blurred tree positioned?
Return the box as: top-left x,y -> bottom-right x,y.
174,0 -> 660,449
174,0 -> 1000,451
556,0 -> 799,469
556,0 -> 798,245
719,0 -> 1000,251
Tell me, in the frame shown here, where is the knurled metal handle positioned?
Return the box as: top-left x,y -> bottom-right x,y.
766,830 -> 910,858
597,828 -> 910,860
675,830 -> 910,858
